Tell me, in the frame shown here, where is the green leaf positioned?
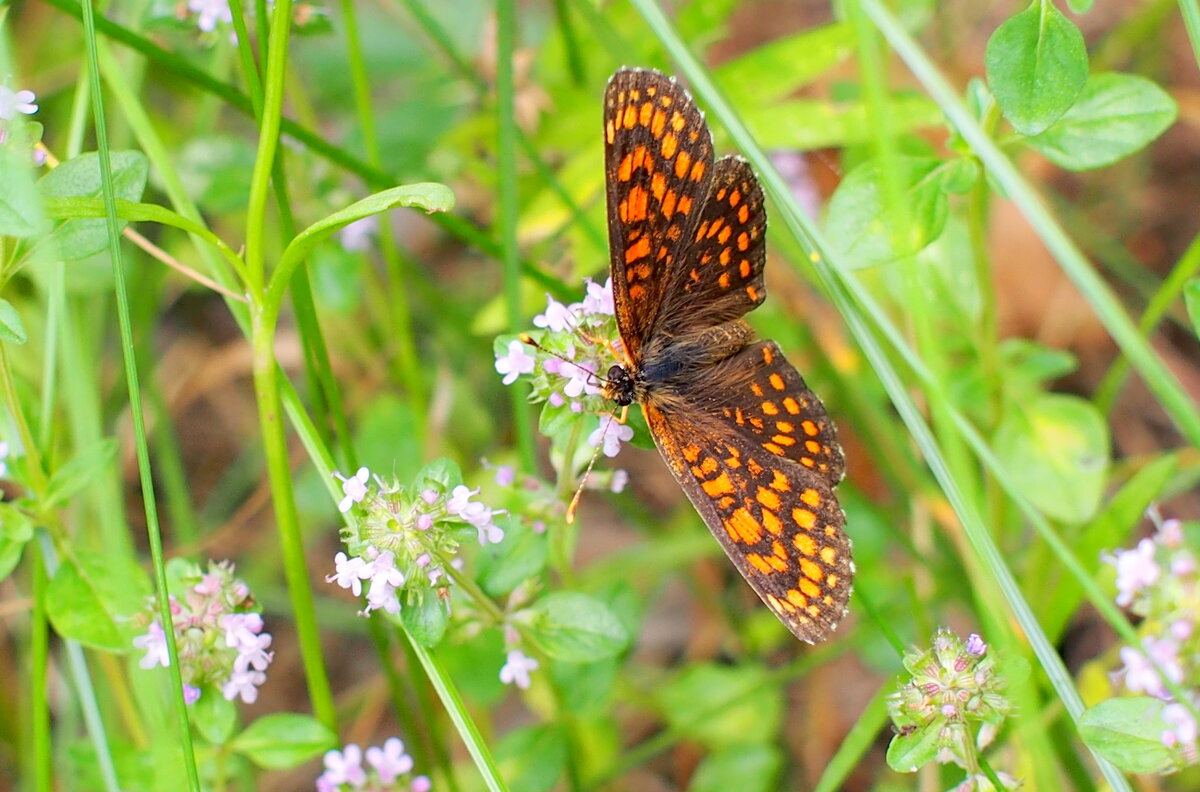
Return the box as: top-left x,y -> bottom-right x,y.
480,515 -> 549,596
985,3 -> 1088,135
993,393 -> 1109,523
228,713 -> 336,770
494,724 -> 568,792
38,151 -> 149,260
400,589 -> 449,647
192,688 -> 237,745
0,145 -> 47,237
1184,278 -> 1200,340
744,95 -> 943,151
46,554 -> 151,651
45,439 -> 118,508
410,457 -> 464,495
656,663 -> 782,748
999,338 -> 1078,389
1079,697 -> 1177,773
0,298 -> 28,344
0,503 -> 33,581
824,157 -> 951,267
548,657 -> 619,716
1067,0 -> 1094,12
689,743 -> 783,792
885,722 -> 941,772
1027,72 -> 1177,170
526,591 -> 629,662
274,183 -> 455,293
714,23 -> 854,107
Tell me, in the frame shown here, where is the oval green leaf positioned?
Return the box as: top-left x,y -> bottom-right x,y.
689,743 -> 783,792
993,393 -> 1109,523
825,157 -> 951,267
1028,73 -> 1177,170
1079,697 -> 1177,773
229,713 -> 336,770
46,554 -> 151,651
985,3 -> 1088,135
400,589 -> 450,647
527,591 -> 629,662
38,151 -> 149,260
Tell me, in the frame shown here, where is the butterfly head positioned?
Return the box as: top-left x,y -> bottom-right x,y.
601,365 -> 637,407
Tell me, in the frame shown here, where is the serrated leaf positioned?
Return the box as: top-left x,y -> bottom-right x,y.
38,151 -> 149,260
985,3 -> 1088,135
527,591 -> 629,662
0,298 -> 28,344
229,713 -> 336,769
825,157 -> 951,267
45,439 -> 118,507
0,145 -> 47,237
46,554 -> 151,651
1028,72 -> 1177,170
1079,697 -> 1177,773
993,394 -> 1109,523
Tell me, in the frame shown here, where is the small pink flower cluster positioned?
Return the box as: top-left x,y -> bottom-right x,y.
494,277 -> 638,461
132,560 -> 273,704
1106,512 -> 1200,764
887,629 -> 1012,776
328,467 -> 505,615
316,737 -> 429,792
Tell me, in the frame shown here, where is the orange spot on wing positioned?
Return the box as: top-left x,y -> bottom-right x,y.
625,234 -> 651,264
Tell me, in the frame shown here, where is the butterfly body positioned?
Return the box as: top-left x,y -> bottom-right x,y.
602,68 -> 853,643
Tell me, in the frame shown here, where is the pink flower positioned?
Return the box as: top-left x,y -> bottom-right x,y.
582,277 -> 615,316
0,86 -> 37,120
495,339 -> 535,385
133,621 -> 170,669
319,744 -> 367,788
588,415 -> 634,458
533,296 -> 578,333
335,467 -> 371,513
1108,538 -> 1160,606
327,551 -> 369,596
365,737 -> 414,783
499,649 -> 539,690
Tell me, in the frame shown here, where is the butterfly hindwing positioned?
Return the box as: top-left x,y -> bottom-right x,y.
643,401 -> 852,643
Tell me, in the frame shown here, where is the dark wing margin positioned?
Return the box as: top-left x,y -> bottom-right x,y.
604,68 -> 714,362
643,400 -> 853,644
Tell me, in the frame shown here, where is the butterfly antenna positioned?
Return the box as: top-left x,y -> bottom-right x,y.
565,404 -> 625,524
519,332 -> 615,387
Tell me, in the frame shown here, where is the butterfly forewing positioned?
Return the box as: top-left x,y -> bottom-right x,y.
604,69 -> 715,363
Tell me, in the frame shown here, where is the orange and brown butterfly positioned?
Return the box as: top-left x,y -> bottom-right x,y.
599,67 -> 852,643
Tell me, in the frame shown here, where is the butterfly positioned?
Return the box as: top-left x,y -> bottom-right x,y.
599,68 -> 852,643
